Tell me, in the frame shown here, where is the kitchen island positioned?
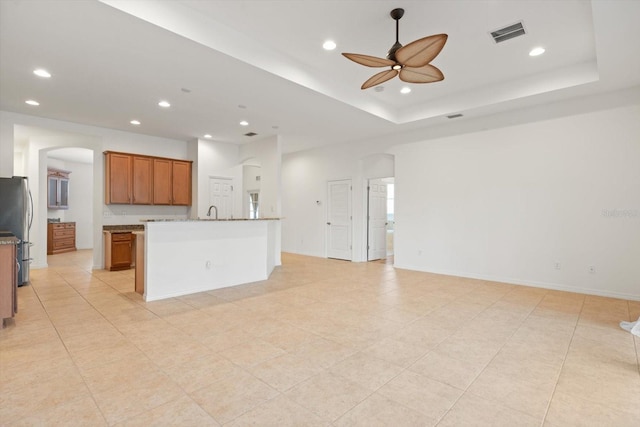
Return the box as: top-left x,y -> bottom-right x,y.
141,218 -> 280,301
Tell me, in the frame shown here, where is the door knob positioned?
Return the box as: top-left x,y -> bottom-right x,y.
326,222 -> 331,225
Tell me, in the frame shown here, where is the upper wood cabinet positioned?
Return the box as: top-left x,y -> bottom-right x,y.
153,159 -> 192,205
104,151 -> 192,206
132,156 -> 153,204
105,152 -> 131,204
47,168 -> 71,209
172,160 -> 192,206
152,158 -> 172,205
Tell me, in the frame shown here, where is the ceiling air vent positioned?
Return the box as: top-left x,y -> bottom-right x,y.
244,132 -> 257,137
490,21 -> 525,43
447,113 -> 463,119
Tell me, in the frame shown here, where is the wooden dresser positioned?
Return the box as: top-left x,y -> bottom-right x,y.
47,222 -> 77,255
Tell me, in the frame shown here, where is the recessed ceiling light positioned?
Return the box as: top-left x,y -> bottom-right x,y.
130,120 -> 141,125
33,68 -> 51,78
239,120 -> 249,126
272,125 -> 279,130
374,86 -> 385,93
323,40 -> 336,51
25,99 -> 40,106
204,134 -> 212,139
529,47 -> 545,56
400,87 -> 411,94
158,100 -> 171,108
181,88 -> 191,93
238,104 -> 247,109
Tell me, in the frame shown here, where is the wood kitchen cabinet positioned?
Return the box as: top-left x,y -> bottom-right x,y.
132,156 -> 153,204
107,232 -> 133,271
152,158 -> 172,205
105,151 -> 191,206
0,241 -> 18,327
105,152 -> 132,204
172,160 -> 192,205
47,168 -> 70,209
153,158 -> 192,205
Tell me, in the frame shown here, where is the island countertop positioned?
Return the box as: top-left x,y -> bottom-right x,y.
141,218 -> 281,222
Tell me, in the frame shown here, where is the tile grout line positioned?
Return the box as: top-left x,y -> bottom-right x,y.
538,293 -> 585,426
29,266 -> 111,426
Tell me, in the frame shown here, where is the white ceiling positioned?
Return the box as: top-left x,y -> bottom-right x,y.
1,0 -> 639,155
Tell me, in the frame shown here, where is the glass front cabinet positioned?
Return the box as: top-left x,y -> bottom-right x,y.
47,168 -> 71,209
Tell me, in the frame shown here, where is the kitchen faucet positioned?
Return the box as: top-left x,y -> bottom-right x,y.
206,205 -> 218,219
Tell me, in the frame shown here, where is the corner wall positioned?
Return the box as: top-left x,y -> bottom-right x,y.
392,104 -> 640,300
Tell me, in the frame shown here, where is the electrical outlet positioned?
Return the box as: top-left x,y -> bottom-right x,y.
205,260 -> 211,269
589,265 -> 596,274
554,262 -> 561,270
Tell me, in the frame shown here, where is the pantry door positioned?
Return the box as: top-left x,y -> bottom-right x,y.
208,177 -> 233,219
327,179 -> 352,260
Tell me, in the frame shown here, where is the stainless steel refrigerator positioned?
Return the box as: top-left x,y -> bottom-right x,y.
0,176 -> 33,286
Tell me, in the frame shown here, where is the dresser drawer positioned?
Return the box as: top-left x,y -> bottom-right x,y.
53,228 -> 75,238
53,238 -> 75,250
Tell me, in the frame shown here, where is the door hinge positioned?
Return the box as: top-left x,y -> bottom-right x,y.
231,185 -> 234,191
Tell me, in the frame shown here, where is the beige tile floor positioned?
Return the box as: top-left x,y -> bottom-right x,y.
1,249 -> 639,426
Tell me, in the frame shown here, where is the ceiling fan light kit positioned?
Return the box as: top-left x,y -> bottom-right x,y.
342,8 -> 448,90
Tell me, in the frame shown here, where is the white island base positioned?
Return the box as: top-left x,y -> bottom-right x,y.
143,219 -> 280,301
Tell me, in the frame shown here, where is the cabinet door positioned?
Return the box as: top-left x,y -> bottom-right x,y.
47,176 -> 59,208
132,156 -> 153,204
111,240 -> 132,269
172,161 -> 192,206
153,158 -> 172,205
59,178 -> 69,209
105,153 -> 132,204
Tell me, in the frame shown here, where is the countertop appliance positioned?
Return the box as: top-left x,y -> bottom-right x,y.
0,176 -> 33,286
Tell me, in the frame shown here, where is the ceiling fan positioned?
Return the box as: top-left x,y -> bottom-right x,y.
342,8 -> 448,90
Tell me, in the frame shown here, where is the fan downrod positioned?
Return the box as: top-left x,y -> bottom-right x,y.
387,8 -> 405,62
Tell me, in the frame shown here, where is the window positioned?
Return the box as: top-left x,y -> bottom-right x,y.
248,192 -> 259,219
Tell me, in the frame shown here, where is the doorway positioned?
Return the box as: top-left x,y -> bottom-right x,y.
367,177 -> 394,261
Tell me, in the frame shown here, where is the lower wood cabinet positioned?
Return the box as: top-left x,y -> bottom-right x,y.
0,243 -> 18,327
47,222 -> 76,255
104,232 -> 134,271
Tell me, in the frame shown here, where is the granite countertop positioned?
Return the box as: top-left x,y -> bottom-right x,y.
0,231 -> 20,245
103,224 -> 145,232
141,218 -> 281,222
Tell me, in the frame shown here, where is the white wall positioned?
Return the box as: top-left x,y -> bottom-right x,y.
281,103 -> 640,300
195,139 -> 242,218
239,136 -> 281,218
391,104 -> 640,300
281,141 -> 394,260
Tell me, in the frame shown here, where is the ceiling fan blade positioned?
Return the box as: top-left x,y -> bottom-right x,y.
395,34 -> 448,67
399,64 -> 444,84
342,53 -> 396,68
361,69 -> 398,89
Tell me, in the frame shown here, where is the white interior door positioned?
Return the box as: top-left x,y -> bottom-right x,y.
327,179 -> 352,260
368,178 -> 388,261
208,177 -> 233,219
